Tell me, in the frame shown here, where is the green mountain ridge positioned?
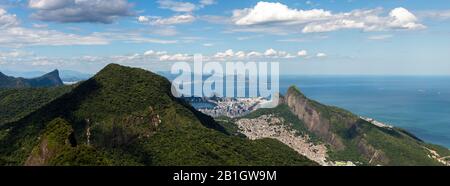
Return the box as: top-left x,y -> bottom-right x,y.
1,63 -> 448,166
233,86 -> 450,165
0,64 -> 316,166
0,86 -> 73,126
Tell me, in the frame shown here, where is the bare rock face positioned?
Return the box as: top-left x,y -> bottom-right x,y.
25,138 -> 52,166
25,118 -> 75,166
280,86 -> 393,164
283,87 -> 345,150
356,138 -> 389,165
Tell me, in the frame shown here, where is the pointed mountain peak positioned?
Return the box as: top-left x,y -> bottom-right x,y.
94,63 -> 160,81
98,63 -> 125,73
44,69 -> 60,77
104,63 -> 122,69
96,64 -> 129,75
287,85 -> 307,98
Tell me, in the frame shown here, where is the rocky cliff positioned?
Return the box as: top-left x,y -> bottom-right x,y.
283,87 -> 345,150
277,86 -> 448,165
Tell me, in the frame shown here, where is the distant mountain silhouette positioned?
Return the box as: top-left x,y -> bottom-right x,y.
2,70 -> 92,82
0,70 -> 64,88
59,70 -> 93,82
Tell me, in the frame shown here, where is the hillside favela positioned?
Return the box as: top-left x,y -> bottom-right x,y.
1,0 -> 450,171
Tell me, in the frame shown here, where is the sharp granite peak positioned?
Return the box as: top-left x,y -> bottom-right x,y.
0,69 -> 64,88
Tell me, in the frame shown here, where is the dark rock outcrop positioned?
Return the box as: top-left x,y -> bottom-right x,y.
25,118 -> 75,166
356,138 -> 389,165
283,87 -> 345,150
0,70 -> 64,88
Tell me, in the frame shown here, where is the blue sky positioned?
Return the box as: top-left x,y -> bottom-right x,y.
1,0 -> 450,75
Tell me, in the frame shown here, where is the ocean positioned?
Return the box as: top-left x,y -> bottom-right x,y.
165,73 -> 450,148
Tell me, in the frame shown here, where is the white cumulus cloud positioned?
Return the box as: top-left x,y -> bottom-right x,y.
388,7 -> 425,30
246,51 -> 262,57
264,48 -> 278,56
0,8 -> 19,28
316,53 -> 327,57
137,14 -> 195,25
200,0 -> 216,7
233,1 -> 331,26
159,53 -> 192,61
301,7 -> 426,33
157,0 -> 196,12
214,49 -> 235,59
232,2 -> 425,34
157,0 -> 216,12
297,50 -> 308,57
235,51 -> 246,58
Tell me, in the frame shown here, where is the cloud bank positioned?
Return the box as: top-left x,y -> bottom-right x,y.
28,0 -> 133,23
232,1 -> 425,33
